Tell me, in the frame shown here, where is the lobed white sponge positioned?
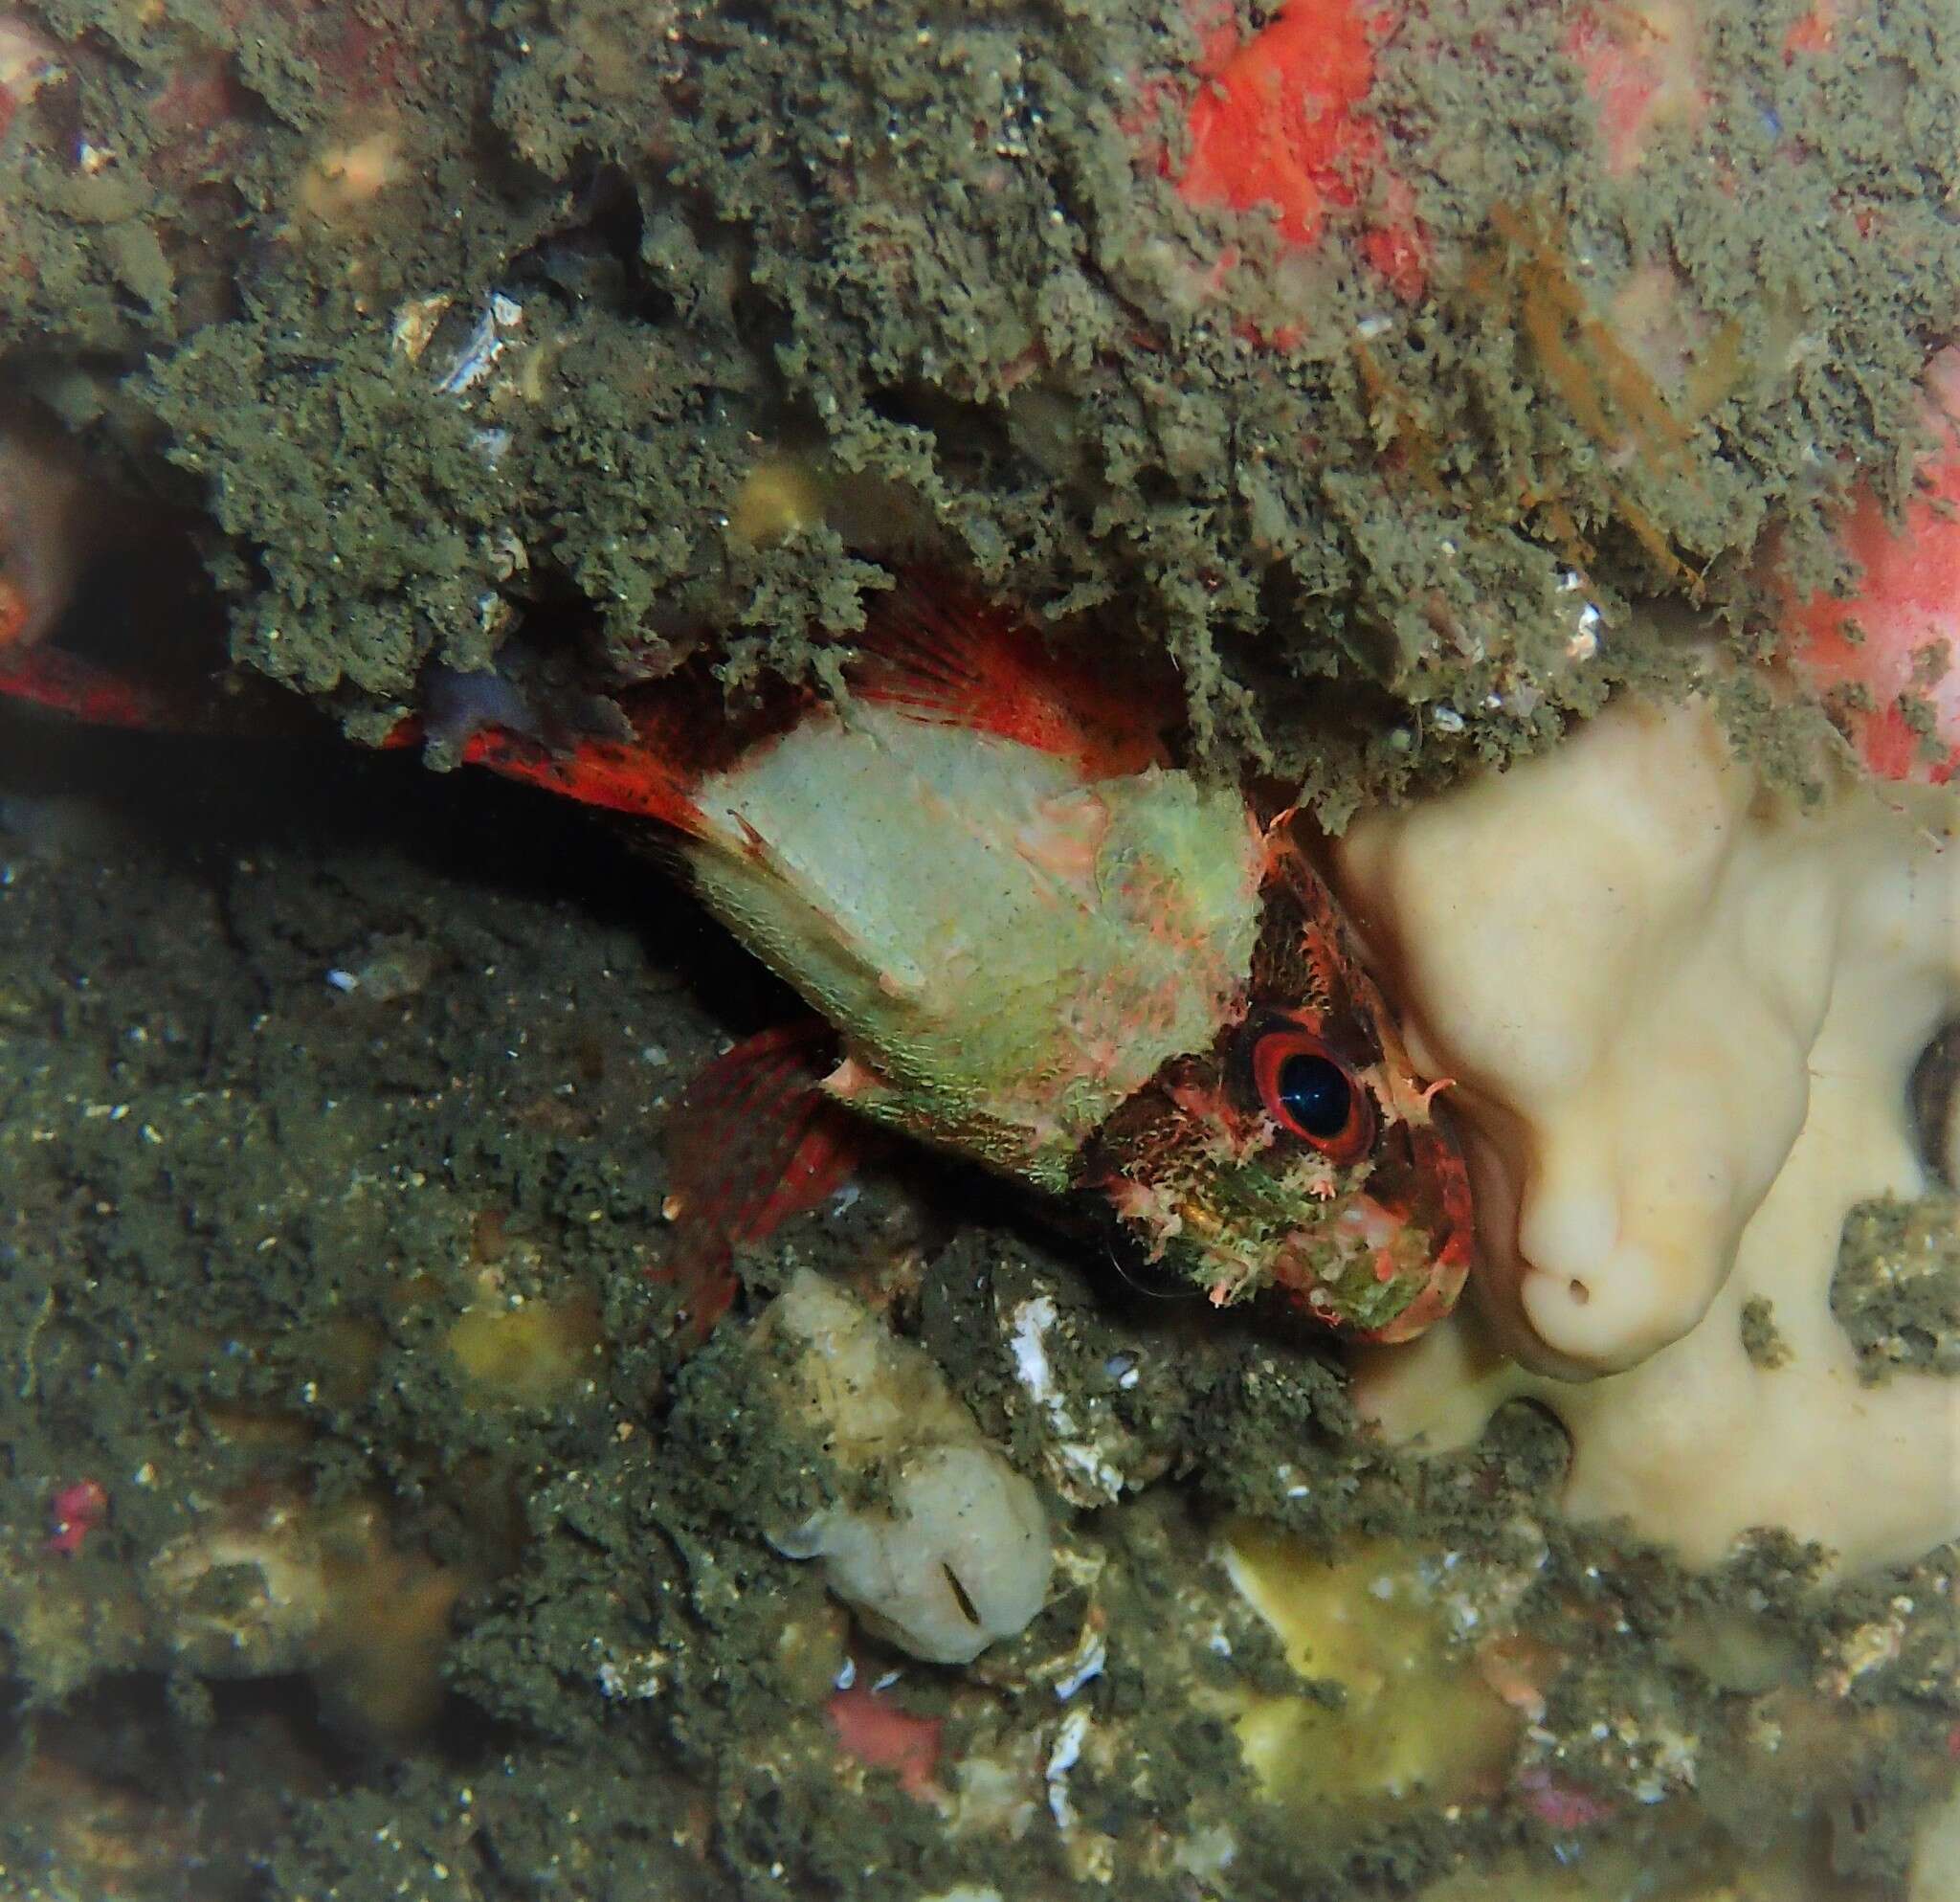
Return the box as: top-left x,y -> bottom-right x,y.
1338,695 -> 1959,1573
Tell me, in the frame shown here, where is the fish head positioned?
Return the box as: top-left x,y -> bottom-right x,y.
1073,839 -> 1475,1341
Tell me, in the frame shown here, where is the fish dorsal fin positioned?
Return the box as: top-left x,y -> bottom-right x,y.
848,575 -> 1175,780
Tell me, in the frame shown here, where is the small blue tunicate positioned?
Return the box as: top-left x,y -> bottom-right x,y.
423,664 -> 542,748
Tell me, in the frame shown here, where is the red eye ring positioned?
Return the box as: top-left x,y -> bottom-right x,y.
1251,1024 -> 1375,1165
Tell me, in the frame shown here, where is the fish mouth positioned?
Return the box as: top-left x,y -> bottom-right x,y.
1077,1110 -> 1479,1336
1264,1180 -> 1475,1341
1266,1225 -> 1419,1335
1303,1103 -> 1479,1341
1099,1216 -> 1201,1301
1358,1227 -> 1473,1344
1076,1181 -> 1476,1335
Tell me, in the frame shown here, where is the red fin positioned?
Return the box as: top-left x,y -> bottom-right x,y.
655,1022 -> 865,1344
850,574 -> 1175,778
453,675 -> 810,833
458,722 -> 710,833
0,648 -> 716,823
0,644 -> 203,731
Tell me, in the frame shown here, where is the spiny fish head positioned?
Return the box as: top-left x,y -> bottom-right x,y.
1073,846 -> 1475,1340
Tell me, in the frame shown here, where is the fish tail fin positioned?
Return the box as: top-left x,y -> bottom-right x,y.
0,642 -> 212,731
850,572 -> 1175,778
456,672 -> 810,838
459,705 -> 712,835
654,1021 -> 866,1345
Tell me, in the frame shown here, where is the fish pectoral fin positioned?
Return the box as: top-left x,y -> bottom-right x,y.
657,1021 -> 872,1345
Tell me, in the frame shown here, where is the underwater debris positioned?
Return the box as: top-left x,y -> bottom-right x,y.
1458,202 -> 1742,592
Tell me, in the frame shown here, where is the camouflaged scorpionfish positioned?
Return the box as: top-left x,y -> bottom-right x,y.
0,575 -> 1475,1340
470,579 -> 1476,1341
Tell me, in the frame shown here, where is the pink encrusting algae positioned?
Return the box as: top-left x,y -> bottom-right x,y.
1564,2 -> 1708,178
1166,0 -> 1427,302
1781,347 -> 1960,785
45,1478 -> 108,1558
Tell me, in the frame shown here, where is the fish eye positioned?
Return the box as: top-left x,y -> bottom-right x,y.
1250,1025 -> 1375,1164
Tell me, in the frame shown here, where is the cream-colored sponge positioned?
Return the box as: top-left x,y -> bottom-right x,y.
776,1442 -> 1051,1664
1339,697 -> 1958,1573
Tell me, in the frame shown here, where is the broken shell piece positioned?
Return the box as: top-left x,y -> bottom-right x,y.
752,1270 -> 1054,1664
1221,1524 -> 1523,1812
142,1490 -> 465,1736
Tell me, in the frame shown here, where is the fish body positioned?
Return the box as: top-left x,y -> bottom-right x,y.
686,705 -> 1261,1191
539,587 -> 1476,1341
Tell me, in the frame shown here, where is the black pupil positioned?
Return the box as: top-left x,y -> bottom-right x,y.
1278,1053 -> 1351,1138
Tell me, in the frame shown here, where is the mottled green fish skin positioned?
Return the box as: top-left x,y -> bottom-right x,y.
686,705 -> 1264,1188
